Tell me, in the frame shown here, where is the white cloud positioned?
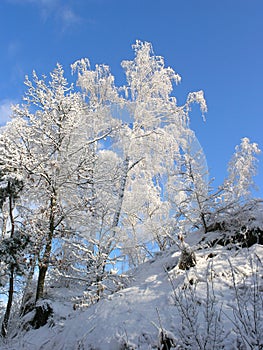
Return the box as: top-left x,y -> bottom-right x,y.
6,0 -> 59,5
0,100 -> 14,125
61,7 -> 81,25
6,0 -> 82,29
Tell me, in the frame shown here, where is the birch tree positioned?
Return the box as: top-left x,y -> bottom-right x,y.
117,41 -> 207,260
108,41 -> 207,262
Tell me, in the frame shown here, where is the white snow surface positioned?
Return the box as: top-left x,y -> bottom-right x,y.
1,233 -> 263,349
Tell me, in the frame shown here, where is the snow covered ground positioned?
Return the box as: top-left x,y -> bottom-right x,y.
1,232 -> 262,349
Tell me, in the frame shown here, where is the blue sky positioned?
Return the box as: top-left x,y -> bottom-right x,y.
0,0 -> 262,197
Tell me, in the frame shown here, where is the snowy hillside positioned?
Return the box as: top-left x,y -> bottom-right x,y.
1,231 -> 262,350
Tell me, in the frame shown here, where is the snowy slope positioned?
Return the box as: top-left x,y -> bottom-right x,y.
1,235 -> 263,350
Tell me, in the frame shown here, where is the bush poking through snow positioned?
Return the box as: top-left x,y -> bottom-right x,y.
158,329 -> 176,350
178,247 -> 196,270
227,257 -> 263,349
154,308 -> 177,350
167,264 -> 226,349
116,329 -> 137,349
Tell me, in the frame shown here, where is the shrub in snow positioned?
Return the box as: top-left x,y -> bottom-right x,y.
115,329 -> 137,349
227,257 -> 263,349
158,329 -> 176,350
178,246 -> 196,270
168,265 -> 226,349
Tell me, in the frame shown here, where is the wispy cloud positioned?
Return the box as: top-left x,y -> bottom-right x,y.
0,100 -> 14,125
61,7 -> 81,25
58,6 -> 82,32
6,0 -> 60,6
6,0 -> 82,30
7,41 -> 21,58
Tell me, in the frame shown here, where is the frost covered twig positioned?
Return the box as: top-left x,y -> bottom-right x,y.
166,264 -> 225,349
226,257 -> 263,349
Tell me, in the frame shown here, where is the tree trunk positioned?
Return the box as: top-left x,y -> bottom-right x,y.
1,265 -> 14,337
35,229 -> 53,302
35,195 -> 55,302
1,183 -> 15,337
111,156 -> 142,230
20,254 -> 37,316
35,261 -> 49,302
112,156 -> 130,229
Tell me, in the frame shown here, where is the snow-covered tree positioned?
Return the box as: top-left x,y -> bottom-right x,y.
166,130 -> 212,234
224,137 -> 261,204
8,64 -> 106,302
205,137 -> 262,235
114,41 -> 207,260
